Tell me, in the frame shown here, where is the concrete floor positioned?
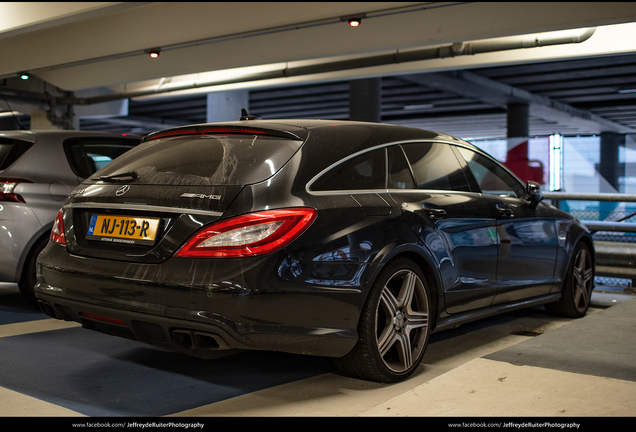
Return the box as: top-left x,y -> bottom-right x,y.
0,282 -> 634,420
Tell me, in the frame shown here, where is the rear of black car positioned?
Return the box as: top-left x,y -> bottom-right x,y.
35,124 -> 364,358
60,127 -> 304,262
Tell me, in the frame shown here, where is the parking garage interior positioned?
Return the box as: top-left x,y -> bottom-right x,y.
0,2 -> 635,422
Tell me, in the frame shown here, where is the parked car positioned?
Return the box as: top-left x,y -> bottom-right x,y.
0,130 -> 140,305
35,119 -> 594,382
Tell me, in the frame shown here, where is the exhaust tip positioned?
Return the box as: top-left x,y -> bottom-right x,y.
172,329 -> 228,350
37,300 -> 61,320
172,330 -> 195,349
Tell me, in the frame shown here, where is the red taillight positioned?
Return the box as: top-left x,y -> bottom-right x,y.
0,178 -> 32,203
175,208 -> 317,258
50,209 -> 66,245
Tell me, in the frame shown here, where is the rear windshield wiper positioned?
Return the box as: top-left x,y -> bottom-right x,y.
99,170 -> 139,182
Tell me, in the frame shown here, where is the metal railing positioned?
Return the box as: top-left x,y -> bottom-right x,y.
543,191 -> 636,288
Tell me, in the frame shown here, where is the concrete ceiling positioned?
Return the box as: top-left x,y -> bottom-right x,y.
2,2 -> 636,138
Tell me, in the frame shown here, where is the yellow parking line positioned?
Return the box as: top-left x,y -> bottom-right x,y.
0,319 -> 80,338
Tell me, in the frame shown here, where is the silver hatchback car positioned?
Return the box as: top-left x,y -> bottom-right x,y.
0,130 -> 140,305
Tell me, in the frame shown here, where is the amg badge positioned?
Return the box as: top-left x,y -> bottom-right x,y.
180,193 -> 221,200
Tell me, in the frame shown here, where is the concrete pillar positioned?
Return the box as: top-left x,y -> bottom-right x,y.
30,107 -> 78,130
207,90 -> 249,123
599,132 -> 625,218
599,132 -> 624,192
507,103 -> 529,138
30,109 -> 62,130
349,78 -> 381,122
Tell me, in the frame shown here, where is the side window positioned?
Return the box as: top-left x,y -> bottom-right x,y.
65,139 -> 139,178
402,142 -> 470,191
311,148 -> 386,191
387,145 -> 415,189
457,147 -> 525,198
0,138 -> 34,170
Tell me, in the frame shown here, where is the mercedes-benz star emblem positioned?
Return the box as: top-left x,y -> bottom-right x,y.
115,185 -> 130,196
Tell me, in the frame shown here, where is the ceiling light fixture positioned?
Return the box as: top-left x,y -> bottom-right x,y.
341,14 -> 366,27
146,48 -> 161,59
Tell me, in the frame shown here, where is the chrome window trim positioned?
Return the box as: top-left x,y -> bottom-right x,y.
308,188 -> 484,197
65,202 -> 223,217
306,139 -> 477,196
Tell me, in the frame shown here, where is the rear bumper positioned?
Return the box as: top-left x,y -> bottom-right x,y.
36,288 -> 360,358
35,243 -> 376,358
36,292 -> 245,357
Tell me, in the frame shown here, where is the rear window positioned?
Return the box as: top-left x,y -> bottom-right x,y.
92,134 -> 302,185
0,138 -> 34,170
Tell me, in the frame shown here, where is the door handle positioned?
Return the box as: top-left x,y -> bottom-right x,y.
422,204 -> 447,219
496,204 -> 514,217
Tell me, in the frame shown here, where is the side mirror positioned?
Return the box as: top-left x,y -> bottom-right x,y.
526,181 -> 542,208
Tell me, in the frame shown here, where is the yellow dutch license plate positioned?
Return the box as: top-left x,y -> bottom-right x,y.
87,214 -> 160,246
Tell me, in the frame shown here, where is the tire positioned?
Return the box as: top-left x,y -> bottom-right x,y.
333,258 -> 433,382
18,235 -> 49,308
545,242 -> 594,318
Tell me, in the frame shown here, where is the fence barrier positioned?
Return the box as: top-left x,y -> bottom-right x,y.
543,191 -> 636,289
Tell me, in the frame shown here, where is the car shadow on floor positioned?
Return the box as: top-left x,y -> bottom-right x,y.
0,283 -> 46,324
0,323 -> 336,416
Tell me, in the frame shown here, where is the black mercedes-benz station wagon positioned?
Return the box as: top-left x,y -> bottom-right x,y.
35,118 -> 594,382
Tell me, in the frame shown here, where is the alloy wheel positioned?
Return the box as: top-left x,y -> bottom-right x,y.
375,269 -> 429,374
572,247 -> 594,314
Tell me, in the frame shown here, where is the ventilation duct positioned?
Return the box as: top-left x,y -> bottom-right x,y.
7,28 -> 597,106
